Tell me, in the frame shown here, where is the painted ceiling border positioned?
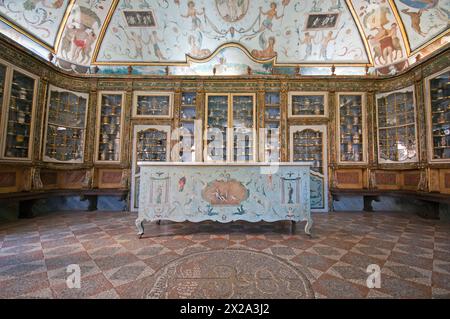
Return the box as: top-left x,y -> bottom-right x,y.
54,0 -> 76,54
345,0 -> 374,66
0,0 -> 75,54
389,0 -> 450,55
90,0 -> 121,66
387,0 -> 412,56
92,0 -> 372,67
345,0 -> 375,67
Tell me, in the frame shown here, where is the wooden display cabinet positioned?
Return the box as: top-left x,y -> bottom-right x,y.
0,58 -> 39,162
131,125 -> 171,211
132,91 -> 173,119
425,66 -> 450,163
43,85 -> 89,163
204,93 -> 256,163
94,91 -> 126,164
174,92 -> 201,162
262,92 -> 281,162
288,91 -> 328,118
376,86 -> 418,164
290,125 -> 328,212
336,92 -> 367,164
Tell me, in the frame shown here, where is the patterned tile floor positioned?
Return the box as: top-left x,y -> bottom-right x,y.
0,211 -> 449,299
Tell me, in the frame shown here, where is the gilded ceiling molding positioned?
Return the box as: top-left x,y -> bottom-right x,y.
92,39 -> 370,68
91,0 -> 120,66
54,0 -> 76,53
0,0 -> 75,53
345,0 -> 375,66
387,0 -> 412,56
91,0 -> 371,68
411,28 -> 450,56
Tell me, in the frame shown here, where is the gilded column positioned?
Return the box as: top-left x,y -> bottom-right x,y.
414,69 -> 428,191
34,75 -> 49,163
367,90 -> 376,189
123,82 -> 134,167
172,82 -> 182,157
196,81 -> 205,162
256,80 -> 265,162
85,79 -> 98,167
280,81 -> 288,162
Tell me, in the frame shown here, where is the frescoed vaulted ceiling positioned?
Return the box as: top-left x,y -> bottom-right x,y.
0,0 -> 448,76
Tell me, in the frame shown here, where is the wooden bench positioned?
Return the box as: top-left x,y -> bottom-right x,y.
0,189 -> 128,218
331,188 -> 450,219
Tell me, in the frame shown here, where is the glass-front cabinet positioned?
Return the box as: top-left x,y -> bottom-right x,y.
131,125 -> 171,211
177,92 -> 198,162
132,92 -> 173,118
425,67 -> 450,162
205,94 -> 228,162
263,92 -> 281,162
232,94 -> 255,162
0,63 -> 6,124
337,93 -> 367,164
43,85 -> 89,163
95,91 -> 125,163
290,125 -> 328,212
288,92 -> 328,118
204,93 -> 256,162
0,60 -> 38,161
376,86 -> 418,164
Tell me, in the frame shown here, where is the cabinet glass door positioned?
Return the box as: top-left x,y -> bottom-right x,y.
376,86 -> 417,163
96,93 -> 123,162
428,70 -> 450,161
264,92 -> 281,162
179,92 -> 197,162
337,93 -> 366,163
131,125 -> 170,211
3,70 -> 36,159
0,64 -> 6,126
206,95 -> 228,162
44,86 -> 88,163
290,125 -> 328,212
292,129 -> 324,174
232,94 -> 255,162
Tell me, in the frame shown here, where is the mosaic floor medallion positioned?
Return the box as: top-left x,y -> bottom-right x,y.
143,249 -> 314,299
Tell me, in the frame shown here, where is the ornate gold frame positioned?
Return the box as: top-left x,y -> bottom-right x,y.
336,92 -> 368,165
94,91 -> 126,164
0,57 -> 39,162
204,93 -> 257,163
0,0 -> 75,53
424,66 -> 450,163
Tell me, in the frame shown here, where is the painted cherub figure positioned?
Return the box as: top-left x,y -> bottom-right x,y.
300,32 -> 316,59
123,29 -> 145,59
181,1 -> 205,31
149,30 -> 166,60
258,2 -> 284,32
319,31 -> 337,60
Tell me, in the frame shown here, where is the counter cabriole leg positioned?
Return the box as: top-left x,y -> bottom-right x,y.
135,218 -> 144,239
305,219 -> 313,237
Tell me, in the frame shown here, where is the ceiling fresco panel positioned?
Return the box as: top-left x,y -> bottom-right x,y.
55,0 -> 115,68
348,0 -> 410,75
393,0 -> 450,53
0,0 -> 448,75
0,0 -> 72,49
94,0 -> 369,65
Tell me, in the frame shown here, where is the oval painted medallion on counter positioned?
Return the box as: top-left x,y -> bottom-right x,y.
202,178 -> 249,206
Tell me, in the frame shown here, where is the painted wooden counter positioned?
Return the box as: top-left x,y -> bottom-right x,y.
135,163 -> 312,237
